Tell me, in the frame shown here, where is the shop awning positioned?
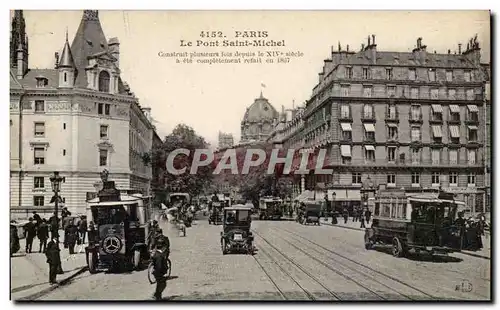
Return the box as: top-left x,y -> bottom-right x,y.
468,125 -> 478,130
364,145 -> 375,151
341,145 -> 351,157
340,123 -> 352,131
449,105 -> 460,113
467,105 -> 479,112
387,123 -> 398,128
449,125 -> 460,138
328,189 -> 347,200
431,104 -> 443,113
363,123 -> 375,132
346,190 -> 361,201
432,125 -> 442,138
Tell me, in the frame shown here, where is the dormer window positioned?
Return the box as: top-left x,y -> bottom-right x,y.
98,70 -> 110,92
35,77 -> 48,88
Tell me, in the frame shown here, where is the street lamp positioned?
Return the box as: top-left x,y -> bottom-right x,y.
331,191 -> 337,224
49,171 -> 65,243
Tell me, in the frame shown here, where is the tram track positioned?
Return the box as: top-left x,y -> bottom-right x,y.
273,226 -> 442,300
252,231 -> 342,301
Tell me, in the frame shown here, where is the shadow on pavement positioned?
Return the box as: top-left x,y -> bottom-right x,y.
372,246 -> 463,263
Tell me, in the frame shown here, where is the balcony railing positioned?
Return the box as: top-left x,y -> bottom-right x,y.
322,158 -> 484,168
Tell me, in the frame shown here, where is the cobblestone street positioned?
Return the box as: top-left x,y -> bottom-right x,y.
31,218 -> 490,301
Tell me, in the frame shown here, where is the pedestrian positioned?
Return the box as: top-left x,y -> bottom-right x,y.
45,234 -> 61,285
352,209 -> 357,222
61,207 -> 71,228
37,219 -> 49,253
342,208 -> 349,224
365,208 -> 372,224
65,222 -> 79,255
360,211 -> 366,229
48,212 -> 59,239
32,211 -> 42,227
24,217 -> 36,253
151,236 -> 169,300
78,215 -> 87,244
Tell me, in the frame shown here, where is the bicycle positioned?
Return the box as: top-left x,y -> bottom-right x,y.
147,254 -> 172,284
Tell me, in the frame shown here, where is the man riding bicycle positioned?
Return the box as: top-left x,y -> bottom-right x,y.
151,235 -> 170,300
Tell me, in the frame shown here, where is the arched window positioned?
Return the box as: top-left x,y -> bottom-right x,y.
98,70 -> 110,92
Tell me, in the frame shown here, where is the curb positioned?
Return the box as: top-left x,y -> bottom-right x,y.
16,266 -> 88,301
322,220 -> 491,260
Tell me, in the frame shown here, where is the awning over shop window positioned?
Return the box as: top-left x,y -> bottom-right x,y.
387,123 -> 398,128
364,145 -> 375,151
346,190 -> 361,201
468,125 -> 478,130
432,125 -> 442,138
341,123 -> 352,131
467,105 -> 479,112
449,125 -> 460,138
449,105 -> 460,113
363,123 -> 375,132
431,104 -> 443,113
328,189 -> 347,200
341,145 -> 351,157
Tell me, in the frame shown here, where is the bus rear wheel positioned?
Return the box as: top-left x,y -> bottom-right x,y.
392,237 -> 406,257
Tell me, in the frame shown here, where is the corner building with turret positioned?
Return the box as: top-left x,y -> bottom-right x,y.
10,10 -> 160,217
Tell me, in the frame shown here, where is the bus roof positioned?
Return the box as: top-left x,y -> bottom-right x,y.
224,204 -> 253,210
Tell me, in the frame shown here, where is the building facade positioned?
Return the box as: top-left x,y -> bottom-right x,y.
218,132 -> 234,149
295,35 -> 488,212
240,92 -> 279,143
10,10 -> 160,215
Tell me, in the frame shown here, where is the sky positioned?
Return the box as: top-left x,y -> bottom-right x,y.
18,10 -> 490,146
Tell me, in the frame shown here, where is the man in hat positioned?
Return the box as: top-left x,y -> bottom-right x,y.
45,234 -> 61,284
24,218 -> 37,253
151,236 -> 170,300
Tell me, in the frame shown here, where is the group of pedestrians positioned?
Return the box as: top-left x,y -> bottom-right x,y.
341,207 -> 372,228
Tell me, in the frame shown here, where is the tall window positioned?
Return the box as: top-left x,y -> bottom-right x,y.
387,174 -> 396,186
387,105 -> 397,119
467,173 -> 476,187
363,86 -> 372,98
430,88 -> 439,99
364,124 -> 375,142
340,123 -> 352,141
409,68 -> 416,80
411,148 -> 420,164
387,86 -> 396,97
410,105 -> 421,120
385,68 -> 393,80
363,104 -> 374,119
33,196 -> 45,207
100,125 -> 109,139
34,148 -> 45,165
431,148 -> 441,165
466,89 -> 475,101
34,177 -> 44,189
431,172 -> 440,186
341,85 -> 350,97
411,172 -> 420,186
341,145 -> 351,164
467,105 -> 479,121
431,105 -> 443,121
364,146 -> 375,163
449,149 -> 458,165
411,126 -> 421,142
363,68 -> 371,79
352,173 -> 362,185
34,122 -> 45,137
387,124 -> 398,140
410,87 -> 419,99
446,70 -> 454,82
105,104 -> 110,115
35,100 -> 45,113
431,125 -> 443,143
340,104 -> 350,119
449,172 -> 458,186
99,149 -> 108,166
449,105 -> 460,121
428,69 -> 436,82
467,149 -> 477,165
468,126 -> 478,142
464,71 -> 472,82
387,146 -> 397,162
345,67 -> 353,79
448,89 -> 456,100
98,70 -> 110,92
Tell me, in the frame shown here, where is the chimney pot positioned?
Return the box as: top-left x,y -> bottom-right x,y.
372,34 -> 376,45
361,43 -> 365,51
346,44 -> 349,52
368,35 -> 371,46
458,43 -> 462,54
448,49 -> 451,54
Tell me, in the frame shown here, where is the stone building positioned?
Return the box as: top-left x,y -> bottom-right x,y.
218,132 -> 234,149
10,10 -> 160,216
240,92 -> 279,143
297,35 -> 489,212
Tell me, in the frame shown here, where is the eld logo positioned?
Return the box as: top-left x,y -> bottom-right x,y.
455,280 -> 473,293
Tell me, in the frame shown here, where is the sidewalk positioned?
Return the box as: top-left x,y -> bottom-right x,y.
11,232 -> 88,300
320,217 -> 490,259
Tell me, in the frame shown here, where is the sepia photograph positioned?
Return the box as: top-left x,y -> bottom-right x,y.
9,9 -> 491,301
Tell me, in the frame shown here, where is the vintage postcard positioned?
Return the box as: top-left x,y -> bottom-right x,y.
9,10 -> 491,301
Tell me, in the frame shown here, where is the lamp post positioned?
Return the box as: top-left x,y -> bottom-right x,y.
49,171 -> 65,243
331,191 -> 337,224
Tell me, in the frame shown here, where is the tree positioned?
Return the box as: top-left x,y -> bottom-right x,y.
152,124 -> 213,199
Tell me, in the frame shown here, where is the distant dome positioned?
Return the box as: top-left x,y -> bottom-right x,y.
242,92 -> 279,123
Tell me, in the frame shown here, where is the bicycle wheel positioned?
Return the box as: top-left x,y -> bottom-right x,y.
166,258 -> 172,278
147,262 -> 156,284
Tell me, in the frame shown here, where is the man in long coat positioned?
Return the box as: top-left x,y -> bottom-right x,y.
45,235 -> 61,284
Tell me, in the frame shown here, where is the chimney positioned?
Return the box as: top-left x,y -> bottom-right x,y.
108,37 -> 120,68
361,43 -> 365,51
458,43 -> 462,54
346,44 -> 349,52
54,52 -> 59,68
372,34 -> 376,45
448,49 -> 451,54
368,35 -> 371,46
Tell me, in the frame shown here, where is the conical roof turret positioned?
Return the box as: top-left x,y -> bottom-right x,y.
58,30 -> 76,68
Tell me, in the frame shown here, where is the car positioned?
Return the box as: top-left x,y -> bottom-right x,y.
220,204 -> 254,255
85,173 -> 154,273
296,201 -> 321,225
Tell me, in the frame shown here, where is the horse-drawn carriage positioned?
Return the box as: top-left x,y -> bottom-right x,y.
258,196 -> 283,220
209,201 -> 224,225
296,201 -> 321,225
